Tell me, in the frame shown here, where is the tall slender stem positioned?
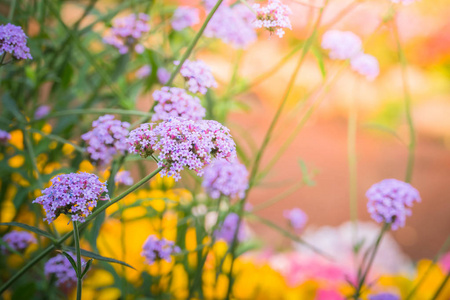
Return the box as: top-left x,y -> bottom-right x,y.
73,221 -> 82,300
431,270 -> 450,300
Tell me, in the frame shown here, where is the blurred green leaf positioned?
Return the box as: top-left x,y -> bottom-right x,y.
65,247 -> 135,269
0,222 -> 55,241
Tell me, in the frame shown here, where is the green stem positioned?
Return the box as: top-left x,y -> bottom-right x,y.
73,221 -> 82,300
0,167 -> 163,294
431,270 -> 450,300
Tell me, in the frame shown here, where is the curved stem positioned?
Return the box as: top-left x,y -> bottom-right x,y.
73,221 -> 82,300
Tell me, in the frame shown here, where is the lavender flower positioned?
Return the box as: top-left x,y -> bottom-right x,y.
0,130 -> 11,145
34,105 -> 51,120
81,115 -> 130,167
283,208 -> 308,233
321,30 -> 362,60
350,53 -> 380,81
369,293 -> 400,300
205,2 -> 257,49
253,0 -> 292,38
366,179 -> 421,230
1,230 -> 36,254
202,159 -> 249,199
152,87 -> 206,121
33,172 -> 109,223
141,235 -> 180,265
175,59 -> 217,94
0,23 -> 32,61
128,117 -> 236,181
214,213 -> 245,244
44,252 -> 85,289
171,6 -> 200,31
136,64 -> 152,79
157,68 -> 171,84
103,13 -> 150,54
115,170 -> 134,186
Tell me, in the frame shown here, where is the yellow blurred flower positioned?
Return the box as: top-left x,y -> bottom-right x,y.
8,155 -> 25,168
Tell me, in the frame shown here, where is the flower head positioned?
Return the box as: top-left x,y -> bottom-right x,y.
115,170 -> 134,186
128,118 -> 236,181
1,230 -> 36,254
321,30 -> 362,60
368,293 -> 400,300
33,172 -> 109,223
253,0 -> 292,38
45,252 -> 85,289
366,179 -> 421,230
0,23 -> 32,61
157,68 -> 171,84
103,13 -> 150,54
214,213 -> 246,244
205,3 -> 257,49
171,6 -> 200,31
350,53 -> 380,81
0,129 -> 11,145
284,208 -> 308,233
152,87 -> 206,121
34,105 -> 51,120
136,64 -> 152,79
175,59 -> 217,94
202,159 -> 249,199
141,235 -> 180,265
81,115 -> 130,167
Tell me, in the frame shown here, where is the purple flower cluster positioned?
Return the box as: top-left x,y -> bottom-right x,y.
103,13 -> 150,54
369,293 -> 400,300
1,230 -> 36,254
33,172 -> 109,223
0,23 -> 32,61
127,118 -> 236,181
321,30 -> 380,80
115,170 -> 134,186
141,235 -> 180,265
283,208 -> 308,233
0,129 -> 11,145
152,87 -> 206,121
81,115 -> 130,167
175,59 -> 217,94
204,2 -> 257,49
157,68 -> 171,84
214,213 -> 245,244
202,159 -> 249,199
44,252 -> 85,289
34,105 -> 51,120
136,64 -> 152,79
366,179 -> 421,230
253,0 -> 292,38
171,6 -> 200,31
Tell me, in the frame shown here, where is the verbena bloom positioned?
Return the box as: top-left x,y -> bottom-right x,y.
45,253 -> 85,289
1,230 -> 36,254
0,129 -> 11,145
350,53 -> 380,81
253,0 -> 292,38
115,170 -> 134,186
152,87 -> 206,121
366,179 -> 421,230
136,64 -> 152,79
171,6 -> 200,31
175,59 -> 217,94
103,13 -> 150,54
141,235 -> 180,265
33,172 -> 109,223
128,117 -> 236,181
368,293 -> 400,300
157,68 -> 170,84
34,105 -> 51,120
205,3 -> 257,49
0,23 -> 32,61
202,159 -> 249,199
81,115 -> 130,167
321,30 -> 362,60
284,208 -> 308,233
214,213 -> 245,244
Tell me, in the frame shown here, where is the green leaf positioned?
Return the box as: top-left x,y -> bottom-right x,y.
61,251 -> 79,277
65,247 -> 135,269
311,45 -> 326,78
81,259 -> 94,278
2,93 -> 25,122
61,63 -> 74,89
0,222 -> 56,241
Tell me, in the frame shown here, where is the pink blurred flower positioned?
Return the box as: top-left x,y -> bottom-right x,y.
171,6 -> 200,31
321,30 -> 362,60
350,53 -> 380,81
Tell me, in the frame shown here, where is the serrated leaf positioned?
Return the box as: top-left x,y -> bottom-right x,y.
65,247 -> 135,269
61,251 -> 79,277
0,222 -> 56,241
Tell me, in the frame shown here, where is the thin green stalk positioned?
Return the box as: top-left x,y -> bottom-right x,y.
253,181 -> 303,212
0,167 -> 163,294
7,0 -> 17,20
431,271 -> 450,300
73,221 -> 82,300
